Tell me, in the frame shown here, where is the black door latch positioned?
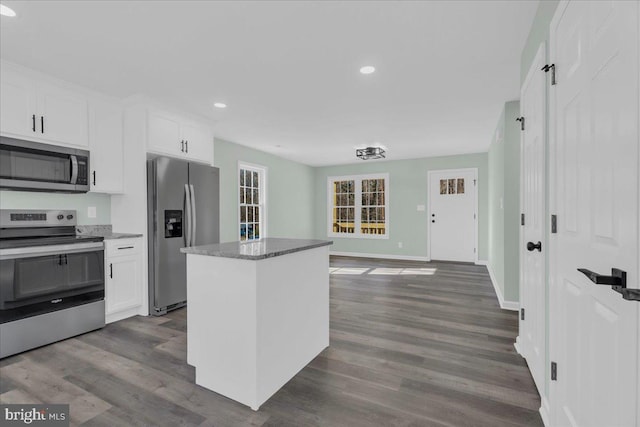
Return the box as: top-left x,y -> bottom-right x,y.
577,268 -> 640,301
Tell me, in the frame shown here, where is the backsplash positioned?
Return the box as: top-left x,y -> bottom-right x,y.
0,191 -> 111,225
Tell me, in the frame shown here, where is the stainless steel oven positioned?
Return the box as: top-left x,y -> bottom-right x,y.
0,137 -> 90,193
0,210 -> 105,358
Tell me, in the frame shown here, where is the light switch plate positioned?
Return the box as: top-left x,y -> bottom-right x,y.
417,204 -> 425,212
88,206 -> 97,218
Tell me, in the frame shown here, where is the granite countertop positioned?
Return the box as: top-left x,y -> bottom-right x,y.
180,238 -> 333,260
76,225 -> 143,240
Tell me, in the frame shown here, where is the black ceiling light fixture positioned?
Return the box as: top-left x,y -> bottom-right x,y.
356,147 -> 386,160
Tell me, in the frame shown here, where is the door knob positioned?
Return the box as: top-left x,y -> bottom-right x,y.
526,241 -> 542,252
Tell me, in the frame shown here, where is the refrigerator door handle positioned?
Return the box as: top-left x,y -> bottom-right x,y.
185,184 -> 192,247
190,184 -> 197,246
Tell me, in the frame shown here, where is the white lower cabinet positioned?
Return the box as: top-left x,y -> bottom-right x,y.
105,238 -> 143,323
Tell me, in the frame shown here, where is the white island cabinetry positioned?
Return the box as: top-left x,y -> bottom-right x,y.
105,237 -> 143,323
182,238 -> 332,410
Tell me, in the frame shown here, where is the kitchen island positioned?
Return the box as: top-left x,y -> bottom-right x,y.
180,237 -> 332,410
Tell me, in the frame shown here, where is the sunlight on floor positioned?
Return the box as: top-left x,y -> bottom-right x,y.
329,267 -> 437,276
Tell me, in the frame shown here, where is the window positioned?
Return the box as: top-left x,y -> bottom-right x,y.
328,174 -> 389,238
239,163 -> 266,241
439,177 -> 465,195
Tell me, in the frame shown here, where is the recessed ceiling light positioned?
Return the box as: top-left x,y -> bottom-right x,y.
0,4 -> 17,17
359,66 -> 375,75
214,102 -> 227,109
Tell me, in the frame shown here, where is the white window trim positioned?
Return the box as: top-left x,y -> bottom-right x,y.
238,161 -> 268,242
327,173 -> 390,240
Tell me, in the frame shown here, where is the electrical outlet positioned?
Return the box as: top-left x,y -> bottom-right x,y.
398,242 -> 403,249
88,206 -> 97,218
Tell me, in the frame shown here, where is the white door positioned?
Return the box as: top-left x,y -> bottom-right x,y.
182,122 -> 213,164
429,169 -> 477,262
0,69 -> 37,138
550,1 -> 639,426
147,110 -> 182,157
519,43 -> 546,395
89,99 -> 124,193
36,81 -> 89,147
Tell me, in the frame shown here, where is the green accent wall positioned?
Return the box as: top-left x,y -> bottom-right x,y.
313,153 -> 488,260
0,191 -> 111,224
487,101 -> 521,303
521,0 -> 560,84
213,138 -> 316,243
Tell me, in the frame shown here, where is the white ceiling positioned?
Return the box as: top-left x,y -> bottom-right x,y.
0,1 -> 538,166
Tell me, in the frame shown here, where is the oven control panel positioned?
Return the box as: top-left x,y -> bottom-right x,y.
0,209 -> 78,228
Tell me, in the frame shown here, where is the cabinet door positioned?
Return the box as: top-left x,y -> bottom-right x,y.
0,70 -> 37,138
36,82 -> 89,147
106,255 -> 142,315
182,122 -> 213,164
147,110 -> 182,157
89,99 -> 124,193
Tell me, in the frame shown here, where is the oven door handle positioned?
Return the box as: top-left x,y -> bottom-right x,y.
0,241 -> 104,260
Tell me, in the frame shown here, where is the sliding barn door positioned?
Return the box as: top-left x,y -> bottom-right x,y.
550,1 -> 639,426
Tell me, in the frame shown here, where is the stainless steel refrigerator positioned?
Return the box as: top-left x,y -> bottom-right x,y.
147,156 -> 220,315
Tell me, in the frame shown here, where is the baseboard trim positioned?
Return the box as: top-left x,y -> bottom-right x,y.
539,397 -> 551,427
484,263 -> 519,311
514,335 -> 523,355
330,251 -> 430,262
475,260 -> 489,266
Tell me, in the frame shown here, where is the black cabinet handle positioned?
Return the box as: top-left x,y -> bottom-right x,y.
32,114 -> 36,132
110,263 -> 113,279
185,140 -> 188,153
181,140 -> 184,152
92,171 -> 96,186
431,220 -> 435,223
527,241 -> 542,252
577,268 -> 640,301
117,246 -> 134,250
40,116 -> 44,133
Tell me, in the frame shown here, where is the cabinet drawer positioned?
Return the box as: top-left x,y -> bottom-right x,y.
106,238 -> 141,257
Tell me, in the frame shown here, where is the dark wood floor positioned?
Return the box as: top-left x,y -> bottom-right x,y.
0,256 -> 542,426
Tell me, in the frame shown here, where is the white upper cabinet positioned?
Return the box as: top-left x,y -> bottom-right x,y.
0,66 -> 89,147
181,121 -> 214,164
36,81 -> 89,147
147,108 -> 214,164
147,110 -> 182,157
0,71 -> 37,137
89,98 -> 124,194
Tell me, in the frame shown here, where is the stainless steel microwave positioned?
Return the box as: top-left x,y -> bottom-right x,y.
0,137 -> 90,193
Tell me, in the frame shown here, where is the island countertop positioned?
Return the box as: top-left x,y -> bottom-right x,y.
180,237 -> 333,260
